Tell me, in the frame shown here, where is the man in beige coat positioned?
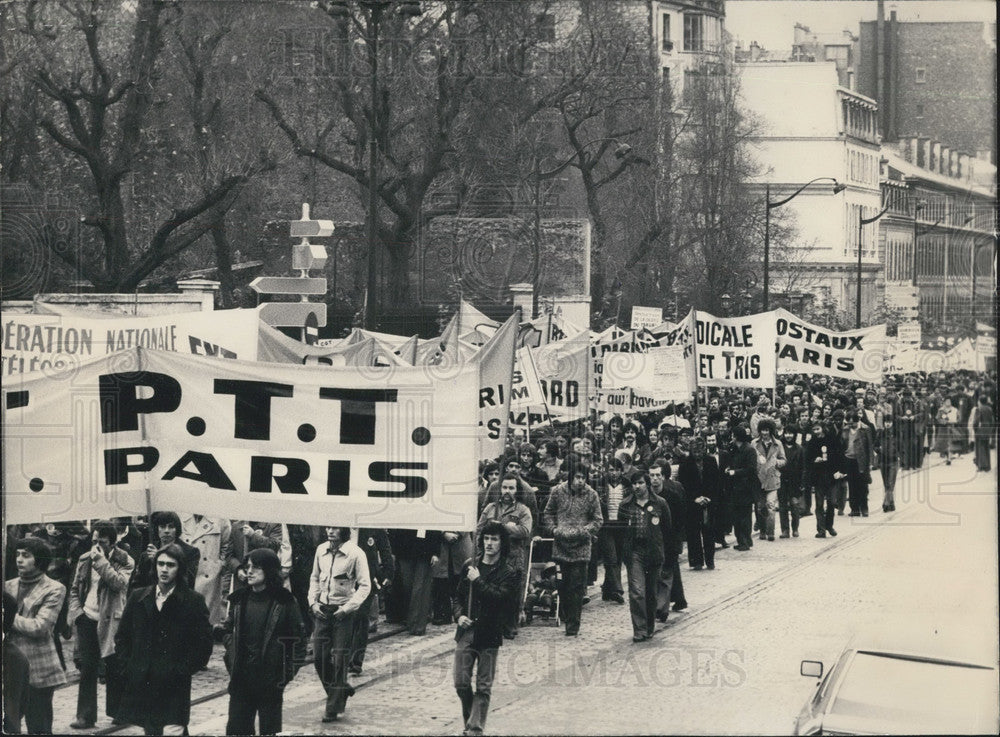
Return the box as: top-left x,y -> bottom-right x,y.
181,513 -> 232,627
67,521 -> 135,729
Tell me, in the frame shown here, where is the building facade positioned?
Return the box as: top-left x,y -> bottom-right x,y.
857,7 -> 996,163
880,138 -> 996,333
738,61 -> 883,321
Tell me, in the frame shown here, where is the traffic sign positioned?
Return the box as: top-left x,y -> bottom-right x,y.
290,219 -> 335,238
292,243 -> 328,272
249,276 -> 328,296
258,302 -> 327,328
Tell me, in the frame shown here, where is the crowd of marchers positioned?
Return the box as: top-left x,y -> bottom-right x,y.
3,369 -> 995,736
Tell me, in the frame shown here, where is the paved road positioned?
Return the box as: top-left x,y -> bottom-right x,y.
48,451 -> 997,735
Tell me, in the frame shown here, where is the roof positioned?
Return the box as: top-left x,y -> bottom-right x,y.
884,150 -> 996,199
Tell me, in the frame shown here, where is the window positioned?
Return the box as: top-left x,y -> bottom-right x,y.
684,13 -> 704,52
916,103 -> 924,117
536,13 -> 555,42
662,14 -> 672,51
915,67 -> 926,83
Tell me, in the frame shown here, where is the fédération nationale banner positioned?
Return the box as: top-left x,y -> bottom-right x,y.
2,310 -> 261,376
774,309 -> 886,384
3,348 -> 481,530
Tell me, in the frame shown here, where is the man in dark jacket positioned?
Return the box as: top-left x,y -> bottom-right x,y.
727,426 -> 759,551
677,437 -> 721,569
617,471 -> 670,642
778,427 -> 805,538
651,460 -> 688,617
350,529 -> 394,674
451,521 -> 519,736
879,409 -> 901,511
805,421 -> 846,538
223,548 -> 306,736
114,543 -> 213,735
130,512 -> 200,592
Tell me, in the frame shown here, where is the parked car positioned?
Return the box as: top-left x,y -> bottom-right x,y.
794,628 -> 999,735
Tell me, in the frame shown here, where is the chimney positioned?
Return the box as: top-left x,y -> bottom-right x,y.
957,152 -> 969,179
939,145 -> 950,175
930,141 -> 940,172
917,137 -> 929,167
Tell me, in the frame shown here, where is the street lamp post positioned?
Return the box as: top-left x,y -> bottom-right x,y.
857,204 -> 890,328
330,0 -> 423,330
764,178 -> 845,311
910,201 -> 924,287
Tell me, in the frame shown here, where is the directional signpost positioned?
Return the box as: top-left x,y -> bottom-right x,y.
251,203 -> 332,338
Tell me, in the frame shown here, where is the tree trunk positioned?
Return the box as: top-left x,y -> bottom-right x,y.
211,218 -> 234,308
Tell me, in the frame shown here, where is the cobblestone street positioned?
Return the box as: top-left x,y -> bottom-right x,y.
47,452 -> 995,735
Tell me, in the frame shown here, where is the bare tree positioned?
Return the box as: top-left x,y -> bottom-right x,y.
6,0 -> 274,292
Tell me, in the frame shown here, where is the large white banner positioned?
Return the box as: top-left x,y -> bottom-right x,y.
774,309 -> 886,384
476,315 -> 518,459
2,310 -> 261,376
3,348 -> 481,530
693,310 -> 777,389
597,345 -> 693,413
509,331 -> 589,430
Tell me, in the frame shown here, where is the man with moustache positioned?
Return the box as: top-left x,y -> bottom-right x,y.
308,527 -> 371,722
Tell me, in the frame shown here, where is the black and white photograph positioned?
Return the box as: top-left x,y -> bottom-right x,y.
1,0 -> 997,734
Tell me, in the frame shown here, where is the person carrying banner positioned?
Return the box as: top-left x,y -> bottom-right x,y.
351,529 -> 394,674
451,521 -> 519,736
476,475 -> 532,639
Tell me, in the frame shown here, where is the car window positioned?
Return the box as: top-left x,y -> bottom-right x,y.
812,649 -> 852,709
830,652 -> 997,731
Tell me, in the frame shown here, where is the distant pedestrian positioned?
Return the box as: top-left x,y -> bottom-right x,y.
4,537 -> 67,734
972,395 -> 994,472
308,527 -> 371,723
452,521 -> 519,736
879,410 -> 900,512
727,426 -> 759,551
806,421 -> 845,538
114,543 -> 213,736
222,548 -> 306,736
751,420 -> 786,540
67,521 -> 135,729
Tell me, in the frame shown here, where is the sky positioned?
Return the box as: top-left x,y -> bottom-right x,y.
726,0 -> 996,50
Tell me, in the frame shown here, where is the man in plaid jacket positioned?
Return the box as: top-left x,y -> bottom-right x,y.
4,536 -> 68,734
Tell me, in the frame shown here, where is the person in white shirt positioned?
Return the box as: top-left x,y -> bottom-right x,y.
308,527 -> 371,723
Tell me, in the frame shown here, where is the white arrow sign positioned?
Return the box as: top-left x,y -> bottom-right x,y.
250,277 -> 328,295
